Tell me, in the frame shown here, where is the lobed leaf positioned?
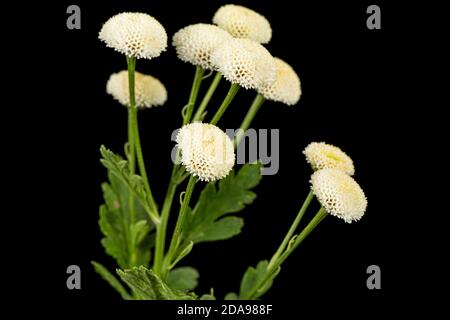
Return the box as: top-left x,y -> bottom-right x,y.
117,266 -> 197,300
98,147 -> 155,269
100,145 -> 156,219
182,163 -> 262,246
167,267 -> 199,291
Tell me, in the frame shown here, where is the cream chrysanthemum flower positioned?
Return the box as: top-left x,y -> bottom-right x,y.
172,24 -> 233,70
176,123 -> 235,182
303,142 -> 355,176
311,169 -> 367,223
99,12 -> 167,59
106,71 -> 167,109
258,58 -> 302,106
211,38 -> 275,90
213,4 -> 272,44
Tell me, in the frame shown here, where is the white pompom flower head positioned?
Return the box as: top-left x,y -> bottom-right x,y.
213,4 -> 272,44
106,70 -> 167,109
303,142 -> 355,176
211,38 -> 276,90
311,169 -> 367,223
259,58 -> 302,106
176,123 -> 235,182
99,12 -> 167,59
172,24 -> 233,70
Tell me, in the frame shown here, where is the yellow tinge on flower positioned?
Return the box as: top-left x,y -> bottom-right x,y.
99,12 -> 167,59
176,123 -> 235,182
211,38 -> 276,90
213,4 -> 272,44
310,169 -> 367,223
106,71 -> 167,108
258,58 -> 302,106
172,24 -> 233,70
303,142 -> 355,175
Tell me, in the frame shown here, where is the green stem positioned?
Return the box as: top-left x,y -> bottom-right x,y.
132,111 -> 158,217
210,83 -> 240,125
278,207 -> 328,266
127,57 -> 159,224
164,175 -> 196,271
183,66 -> 204,125
127,113 -> 137,266
127,117 -> 136,226
267,190 -> 314,270
246,206 -> 328,300
235,93 -> 265,146
153,165 -> 180,276
126,57 -> 137,267
192,72 -> 223,122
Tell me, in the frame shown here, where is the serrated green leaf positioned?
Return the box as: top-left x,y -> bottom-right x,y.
99,153 -> 155,269
191,216 -> 244,242
167,267 -> 199,291
91,261 -> 131,300
99,203 -> 128,269
117,266 -> 197,300
100,145 -> 157,221
183,163 -> 262,245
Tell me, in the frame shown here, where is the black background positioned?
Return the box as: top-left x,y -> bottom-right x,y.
22,0 -> 425,312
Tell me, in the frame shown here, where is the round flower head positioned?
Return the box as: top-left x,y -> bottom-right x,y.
99,12 -> 167,59
172,24 -> 233,70
258,58 -> 302,106
311,169 -> 367,223
176,123 -> 235,182
303,142 -> 355,175
106,70 -> 167,109
211,38 -> 276,90
213,4 -> 272,44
